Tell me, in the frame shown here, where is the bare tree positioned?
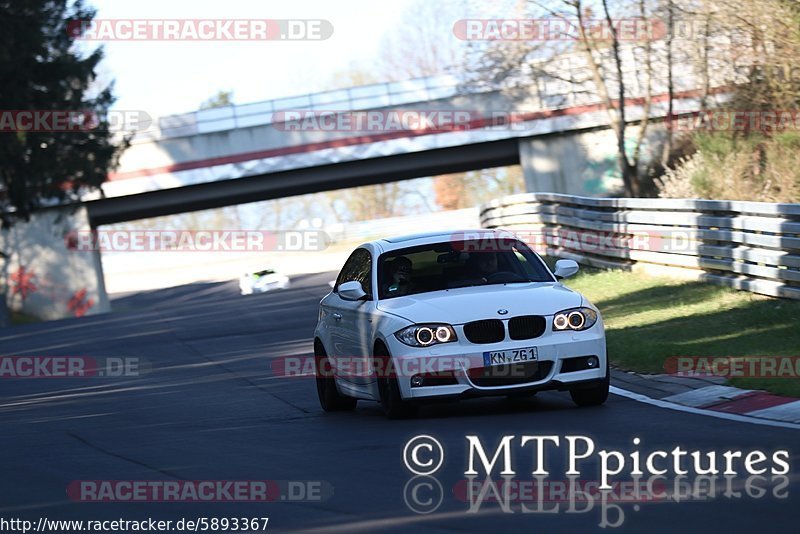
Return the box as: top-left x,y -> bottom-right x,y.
468,0 -> 665,196
373,0 -> 468,80
320,0 -> 478,219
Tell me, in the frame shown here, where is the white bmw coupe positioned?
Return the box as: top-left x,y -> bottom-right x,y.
313,230 -> 608,418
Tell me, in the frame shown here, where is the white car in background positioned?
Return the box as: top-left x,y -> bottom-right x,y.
313,229 -> 608,418
239,269 -> 290,295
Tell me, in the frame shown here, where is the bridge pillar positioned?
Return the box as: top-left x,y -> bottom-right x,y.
518,137 -> 571,194
1,206 -> 110,321
519,126 -> 666,196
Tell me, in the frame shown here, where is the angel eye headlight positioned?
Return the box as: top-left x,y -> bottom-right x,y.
568,311 -> 585,329
552,307 -> 597,331
395,324 -> 458,347
416,327 -> 434,345
435,326 -> 452,343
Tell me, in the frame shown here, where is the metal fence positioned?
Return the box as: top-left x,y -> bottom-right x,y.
140,74 -> 466,141
480,193 -> 800,300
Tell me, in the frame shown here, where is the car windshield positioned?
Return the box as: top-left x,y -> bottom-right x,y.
377,238 -> 554,299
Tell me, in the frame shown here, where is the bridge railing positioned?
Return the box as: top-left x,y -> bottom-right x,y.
136,68 -> 658,142
140,74 -> 467,141
137,40 -> 744,143
480,193 -> 800,300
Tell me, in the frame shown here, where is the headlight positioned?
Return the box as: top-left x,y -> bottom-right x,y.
395,324 -> 458,347
552,307 -> 597,331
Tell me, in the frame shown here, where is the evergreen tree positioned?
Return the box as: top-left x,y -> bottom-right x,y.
0,0 -> 125,325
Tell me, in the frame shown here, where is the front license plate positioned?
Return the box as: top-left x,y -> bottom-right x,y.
483,347 -> 538,366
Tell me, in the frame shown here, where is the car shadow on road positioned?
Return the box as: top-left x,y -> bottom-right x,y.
110,280 -> 238,311
353,393 -> 579,420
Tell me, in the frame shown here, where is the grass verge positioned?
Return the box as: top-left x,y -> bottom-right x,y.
560,267 -> 800,397
11,310 -> 40,325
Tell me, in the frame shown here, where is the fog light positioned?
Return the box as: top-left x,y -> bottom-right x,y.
561,356 -> 600,373
411,375 -> 424,387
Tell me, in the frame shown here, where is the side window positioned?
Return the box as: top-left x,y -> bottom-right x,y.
334,248 -> 373,298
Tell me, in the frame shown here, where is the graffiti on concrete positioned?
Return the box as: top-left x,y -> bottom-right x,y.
67,289 -> 95,318
582,134 -> 657,195
9,265 -> 94,318
10,267 -> 38,299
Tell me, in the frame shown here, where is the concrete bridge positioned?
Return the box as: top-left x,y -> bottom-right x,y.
89,61 -> 722,226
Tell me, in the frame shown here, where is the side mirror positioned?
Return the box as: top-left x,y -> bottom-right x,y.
554,259 -> 579,280
338,280 -> 368,301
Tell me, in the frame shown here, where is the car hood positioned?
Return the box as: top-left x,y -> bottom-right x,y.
376,283 -> 583,324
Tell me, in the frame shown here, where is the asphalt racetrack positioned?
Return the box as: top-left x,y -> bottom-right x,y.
1,273 -> 798,533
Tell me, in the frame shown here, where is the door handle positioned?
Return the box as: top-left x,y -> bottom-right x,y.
332,312 -> 342,321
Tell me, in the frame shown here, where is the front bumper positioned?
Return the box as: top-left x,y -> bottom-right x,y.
383,325 -> 607,401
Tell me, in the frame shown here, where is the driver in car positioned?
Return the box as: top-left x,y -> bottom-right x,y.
385,256 -> 415,297
468,251 -> 499,283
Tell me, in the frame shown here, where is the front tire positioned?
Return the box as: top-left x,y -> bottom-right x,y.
569,360 -> 610,407
315,342 -> 357,412
374,345 -> 417,419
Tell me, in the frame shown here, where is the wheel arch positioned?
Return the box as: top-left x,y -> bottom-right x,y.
373,337 -> 389,356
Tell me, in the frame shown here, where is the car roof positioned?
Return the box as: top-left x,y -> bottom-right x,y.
373,228 -> 516,252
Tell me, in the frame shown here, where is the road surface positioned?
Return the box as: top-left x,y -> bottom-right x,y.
0,274 -> 798,533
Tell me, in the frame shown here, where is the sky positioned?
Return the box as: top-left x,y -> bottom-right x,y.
85,0 -> 426,118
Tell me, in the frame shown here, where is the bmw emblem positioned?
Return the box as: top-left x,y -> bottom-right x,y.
497,309 -> 509,315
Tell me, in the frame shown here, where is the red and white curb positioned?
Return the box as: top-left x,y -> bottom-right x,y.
611,385 -> 800,430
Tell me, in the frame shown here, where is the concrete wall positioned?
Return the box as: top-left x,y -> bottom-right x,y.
0,206 -> 110,320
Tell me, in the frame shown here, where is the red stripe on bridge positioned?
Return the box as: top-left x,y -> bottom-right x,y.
110,88 -> 718,182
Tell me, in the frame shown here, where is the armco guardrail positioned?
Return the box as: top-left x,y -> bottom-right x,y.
480,193 -> 800,300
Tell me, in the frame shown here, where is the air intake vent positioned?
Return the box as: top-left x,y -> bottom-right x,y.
464,319 -> 505,344
508,315 -> 546,340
